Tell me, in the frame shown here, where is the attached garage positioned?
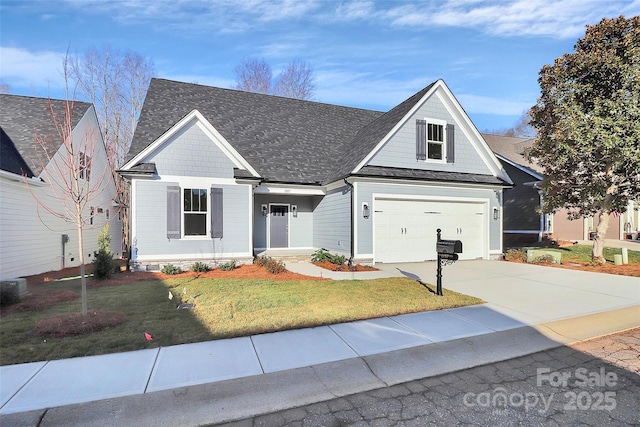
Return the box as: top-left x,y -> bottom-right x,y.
373,198 -> 487,263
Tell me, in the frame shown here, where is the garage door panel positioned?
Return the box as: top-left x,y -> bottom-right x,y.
374,199 -> 486,263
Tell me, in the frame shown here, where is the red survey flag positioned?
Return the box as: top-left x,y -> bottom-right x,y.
144,332 -> 153,341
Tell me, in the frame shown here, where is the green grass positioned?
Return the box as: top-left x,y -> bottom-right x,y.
515,244 -> 640,264
0,275 -> 482,365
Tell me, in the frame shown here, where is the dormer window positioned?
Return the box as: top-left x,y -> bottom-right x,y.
416,118 -> 455,163
427,122 -> 444,160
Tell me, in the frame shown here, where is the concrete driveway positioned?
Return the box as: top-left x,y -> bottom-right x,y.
377,260 -> 640,324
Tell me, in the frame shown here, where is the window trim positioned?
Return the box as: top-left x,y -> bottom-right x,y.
79,152 -> 91,181
424,118 -> 447,163
183,187 -> 209,238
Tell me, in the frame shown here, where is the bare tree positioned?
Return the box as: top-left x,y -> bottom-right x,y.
70,46 -> 154,168
69,46 -> 155,257
234,57 -> 273,94
484,110 -> 536,138
25,57 -> 113,316
273,59 -> 315,100
233,57 -> 315,100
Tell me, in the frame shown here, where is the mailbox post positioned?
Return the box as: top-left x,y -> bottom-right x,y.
435,228 -> 462,296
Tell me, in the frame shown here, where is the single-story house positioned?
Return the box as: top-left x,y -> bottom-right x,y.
485,133 -> 639,244
119,78 -> 513,270
0,94 -> 123,280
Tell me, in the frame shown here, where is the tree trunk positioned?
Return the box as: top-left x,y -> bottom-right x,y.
592,210 -> 609,264
77,222 -> 88,316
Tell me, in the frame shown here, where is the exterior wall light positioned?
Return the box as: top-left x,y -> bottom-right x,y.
362,202 -> 370,219
261,204 -> 268,216
292,205 -> 297,218
493,207 -> 500,220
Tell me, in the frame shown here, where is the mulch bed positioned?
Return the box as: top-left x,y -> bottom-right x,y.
1,289 -> 79,316
312,261 -> 379,272
33,311 -> 129,338
155,264 -> 328,282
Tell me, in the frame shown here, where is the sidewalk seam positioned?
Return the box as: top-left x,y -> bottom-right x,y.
143,349 -> 161,393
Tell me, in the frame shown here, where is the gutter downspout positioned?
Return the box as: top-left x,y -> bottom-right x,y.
343,178 -> 355,266
538,190 -> 544,242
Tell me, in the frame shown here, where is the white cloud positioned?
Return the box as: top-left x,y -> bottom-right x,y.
335,1 -> 378,21
0,46 -> 67,95
314,70 -> 436,110
63,0 -> 321,34
384,0 -> 634,39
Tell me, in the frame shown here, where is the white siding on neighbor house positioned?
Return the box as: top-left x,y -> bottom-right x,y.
313,186 -> 351,256
144,120 -> 237,178
354,181 -> 502,261
0,107 -> 122,280
132,179 -> 252,262
0,178 -> 122,279
369,93 -> 493,176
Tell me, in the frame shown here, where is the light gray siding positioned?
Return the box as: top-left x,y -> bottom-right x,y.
133,180 -> 251,262
313,186 -> 351,255
144,120 -> 236,178
355,182 -> 502,257
253,195 -> 315,250
369,95 -> 493,176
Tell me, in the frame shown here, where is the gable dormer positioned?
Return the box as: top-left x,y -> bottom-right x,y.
352,80 -> 510,184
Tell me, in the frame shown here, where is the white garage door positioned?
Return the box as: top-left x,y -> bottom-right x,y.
374,199 -> 486,263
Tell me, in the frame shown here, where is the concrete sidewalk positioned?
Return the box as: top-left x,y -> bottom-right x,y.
1,260 -> 639,426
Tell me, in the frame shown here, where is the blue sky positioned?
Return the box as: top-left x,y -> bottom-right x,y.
1,0 -> 639,131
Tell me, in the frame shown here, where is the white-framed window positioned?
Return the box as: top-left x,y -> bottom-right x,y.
427,122 -> 444,160
79,152 -> 91,181
167,185 -> 224,240
183,188 -> 208,236
416,118 -> 453,163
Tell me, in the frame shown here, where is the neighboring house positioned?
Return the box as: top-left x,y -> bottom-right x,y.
485,133 -> 639,244
483,134 -> 547,246
0,94 -> 123,280
119,78 -> 513,270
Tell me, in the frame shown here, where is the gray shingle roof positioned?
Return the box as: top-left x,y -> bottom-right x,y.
482,133 -> 542,176
129,78 -> 503,186
129,78 -> 383,185
0,94 -> 91,176
355,165 -> 509,186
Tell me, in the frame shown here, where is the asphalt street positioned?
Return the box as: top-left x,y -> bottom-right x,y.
216,328 -> 640,427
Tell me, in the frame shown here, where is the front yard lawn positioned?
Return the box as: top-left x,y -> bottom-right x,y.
0,265 -> 483,365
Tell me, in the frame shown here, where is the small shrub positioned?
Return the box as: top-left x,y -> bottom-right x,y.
0,282 -> 20,307
254,256 -> 286,274
311,248 -> 346,265
504,248 -> 527,262
218,260 -> 237,271
161,264 -> 182,275
190,262 -> 210,272
93,224 -> 117,279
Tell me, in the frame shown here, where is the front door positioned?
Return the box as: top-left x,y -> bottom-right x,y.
270,205 -> 289,248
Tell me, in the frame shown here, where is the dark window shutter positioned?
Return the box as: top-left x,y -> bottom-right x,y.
416,119 -> 426,160
446,123 -> 455,163
210,187 -> 223,238
167,185 -> 181,239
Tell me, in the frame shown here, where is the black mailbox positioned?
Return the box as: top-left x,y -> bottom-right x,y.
436,239 -> 463,254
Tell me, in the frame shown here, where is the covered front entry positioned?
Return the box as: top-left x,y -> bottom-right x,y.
374,198 -> 487,263
269,205 -> 289,248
